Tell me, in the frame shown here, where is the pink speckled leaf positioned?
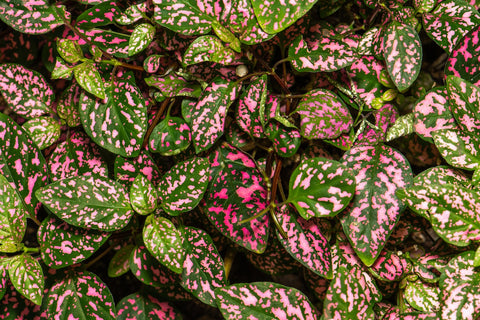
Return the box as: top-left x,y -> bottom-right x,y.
158,157 -> 210,215
404,279 -> 440,313
79,70 -> 147,158
46,270 -> 116,319
276,205 -> 333,279
215,281 -> 319,319
108,244 -> 135,278
0,263 -> 6,301
0,63 -> 54,118
38,215 -> 110,269
423,0 -> 480,54
49,131 -> 109,182
143,215 -> 185,274
22,117 -> 61,150
143,55 -> 165,74
57,82 -> 82,127
295,89 -> 353,140
414,0 -> 436,13
323,265 -> 382,319
412,254 -> 447,283
0,1 -> 68,34
116,292 -> 182,320
128,23 -> 156,56
191,77 -> 240,153
447,76 -> 480,132
74,61 -> 106,100
0,175 -> 27,253
0,281 -> 43,320
74,28 -> 130,58
8,254 -> 44,306
340,144 -> 413,266
383,22 -> 422,91
129,246 -> 181,287
0,113 -> 49,218
149,116 -> 191,156
114,151 -> 163,189
369,250 -> 408,282
35,175 -> 134,232
287,157 -> 355,219
289,35 -> 358,72
76,1 -> 121,29
236,75 -> 268,138
183,35 -> 237,65
438,251 -> 480,320
145,73 -> 202,100
202,143 -> 269,253
226,122 -> 254,149
180,226 -> 227,306
265,121 -> 302,158
130,174 -> 157,215
432,129 -> 480,171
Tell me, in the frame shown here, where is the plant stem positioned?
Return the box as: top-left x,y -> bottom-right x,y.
239,204 -> 272,225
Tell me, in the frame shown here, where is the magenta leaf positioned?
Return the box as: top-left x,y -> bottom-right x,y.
35,175 -> 134,232
276,205 -> 333,279
295,89 -> 353,140
340,144 -> 413,266
75,29 -> 130,58
108,244 -> 135,278
180,226 -> 227,306
0,174 -> 27,253
202,143 -> 269,253
369,250 -> 408,282
143,54 -> 164,74
114,151 -> 164,189
215,281 -> 319,319
130,246 -> 181,287
0,113 -> 48,218
76,1 -> 121,29
130,174 -> 157,215
447,76 -> 480,132
116,292 -> 182,320
79,70 -> 147,157
143,215 -> 185,274
0,63 -> 54,118
183,35 -> 237,66
128,23 -> 156,56
265,120 -> 302,158
323,265 -> 382,319
46,271 -> 116,319
8,253 -> 44,305
287,157 -> 355,219
38,215 -> 110,269
382,22 -> 422,91
236,75 -> 268,138
22,117 -> 61,150
158,157 -> 210,215
149,116 -> 191,156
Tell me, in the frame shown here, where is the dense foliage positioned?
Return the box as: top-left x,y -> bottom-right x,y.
1,0 -> 480,319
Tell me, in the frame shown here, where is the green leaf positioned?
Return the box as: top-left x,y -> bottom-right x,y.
148,116 -> 191,156
116,292 -> 182,319
35,175 -> 134,232
287,157 -> 356,219
433,129 -> 480,171
51,57 -> 73,80
8,254 -> 44,305
108,244 -> 135,278
57,39 -> 84,64
183,35 -> 237,66
128,23 -> 156,56
143,215 -> 185,274
158,157 -> 210,215
386,113 -> 414,141
74,61 -> 106,100
447,75 -> 480,132
129,174 -> 157,215
0,174 -> 27,253
404,279 -> 440,312
383,22 -> 422,91
22,117 -> 61,150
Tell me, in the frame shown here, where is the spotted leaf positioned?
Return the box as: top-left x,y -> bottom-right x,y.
116,2 -> 147,25
108,244 -> 135,278
236,75 -> 268,138
295,89 -> 353,140
0,1 -> 68,34
191,77 -> 240,153
438,251 -> 480,320
48,131 -> 109,182
180,226 -> 227,306
340,144 -> 413,266
323,265 -> 382,319
79,70 -> 147,158
432,129 -> 480,171
57,39 -> 83,64
0,63 -> 54,118
128,23 -> 156,56
76,1 -> 121,29
0,113 -> 48,217
369,250 -> 408,282
423,0 -> 480,54
8,254 -> 44,306
46,271 -> 116,320
386,113 -> 414,141
35,175 -> 134,232
215,281 -> 319,319
149,116 -> 191,156
276,205 -> 333,279
57,81 -> 82,127
287,157 -> 355,219
447,76 -> 480,132
265,120 -> 302,158
404,279 -> 440,313
114,151 -> 163,189
202,143 -> 269,253
74,61 -> 106,100
22,117 -> 61,150
38,215 -> 110,269
383,22 -> 422,92
130,174 -> 157,215
158,157 -> 209,215
143,215 -> 185,274
77,29 -> 130,58
289,35 -> 358,72
143,55 -> 164,74
0,175 -> 27,253
183,35 -> 237,66
145,73 -> 202,100
0,263 -> 6,301
130,246 -> 181,287
117,292 -> 182,320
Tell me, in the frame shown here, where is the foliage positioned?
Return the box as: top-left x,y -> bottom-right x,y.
1,0 -> 480,318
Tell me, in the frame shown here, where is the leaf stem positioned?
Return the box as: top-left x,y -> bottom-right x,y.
239,204 -> 272,225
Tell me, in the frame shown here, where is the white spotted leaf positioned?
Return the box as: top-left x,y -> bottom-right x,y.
128,23 -> 155,56
180,226 -> 227,307
143,215 -> 185,274
383,22 -> 422,92
215,281 -> 319,319
183,35 -> 237,66
8,254 -> 44,306
74,61 -> 106,100
432,129 -> 480,171
129,174 -> 157,215
22,117 -> 61,150
158,157 -> 210,215
404,279 -> 440,313
35,175 -> 134,232
286,157 -> 356,220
